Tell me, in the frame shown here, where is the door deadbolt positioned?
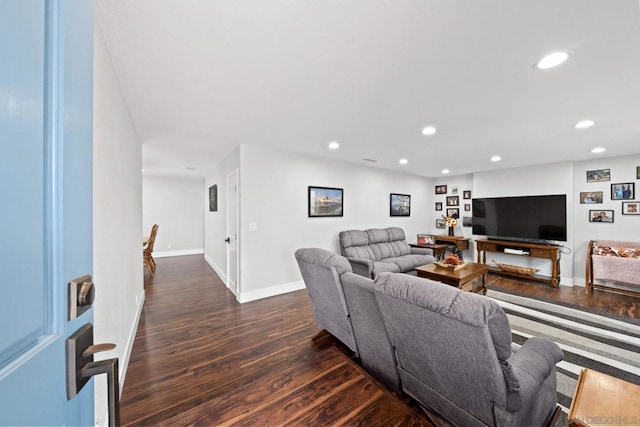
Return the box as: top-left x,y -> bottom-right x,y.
69,274 -> 95,320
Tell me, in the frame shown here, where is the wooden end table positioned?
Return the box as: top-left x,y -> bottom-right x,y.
410,243 -> 448,260
415,262 -> 489,294
569,369 -> 640,426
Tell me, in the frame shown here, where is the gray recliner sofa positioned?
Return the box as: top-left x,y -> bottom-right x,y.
374,272 -> 563,426
339,227 -> 435,278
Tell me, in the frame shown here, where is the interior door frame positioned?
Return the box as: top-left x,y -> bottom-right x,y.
226,169 -> 240,297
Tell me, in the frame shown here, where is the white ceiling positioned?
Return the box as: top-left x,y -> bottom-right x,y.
96,0 -> 640,179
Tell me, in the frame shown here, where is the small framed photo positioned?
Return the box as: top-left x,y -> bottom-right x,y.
308,186 -> 343,217
446,208 -> 459,219
436,219 -> 445,229
462,216 -> 472,227
463,190 -> 471,199
464,203 -> 471,211
209,184 -> 218,212
637,166 -> 640,179
446,196 -> 459,206
611,183 -> 635,200
390,193 -> 411,217
589,210 -> 614,223
579,191 -> 603,204
417,234 -> 435,244
452,186 -> 458,195
435,185 -> 447,194
435,202 -> 443,211
622,202 -> 640,215
587,168 -> 610,183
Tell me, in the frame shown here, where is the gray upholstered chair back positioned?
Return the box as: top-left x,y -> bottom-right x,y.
339,227 -> 411,261
294,248 -> 359,355
374,272 -> 513,426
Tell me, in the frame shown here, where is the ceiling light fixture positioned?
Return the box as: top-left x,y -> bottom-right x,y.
328,141 -> 340,150
535,51 -> 570,69
442,169 -> 450,174
573,120 -> 595,129
422,126 -> 437,136
490,155 -> 502,162
399,158 -> 408,165
591,147 -> 606,154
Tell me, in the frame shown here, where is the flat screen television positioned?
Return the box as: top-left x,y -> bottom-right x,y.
472,194 -> 567,243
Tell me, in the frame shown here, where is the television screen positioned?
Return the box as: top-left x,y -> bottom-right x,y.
472,194 -> 567,242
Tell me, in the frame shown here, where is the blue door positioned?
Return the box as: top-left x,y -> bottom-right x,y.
0,0 -> 95,425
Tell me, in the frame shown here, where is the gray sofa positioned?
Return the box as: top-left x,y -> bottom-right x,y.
295,248 -> 563,426
339,227 -> 435,278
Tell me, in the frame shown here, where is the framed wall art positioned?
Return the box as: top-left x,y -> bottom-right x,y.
390,193 -> 411,216
463,190 -> 471,199
308,186 -> 343,217
586,169 -> 610,183
446,208 -> 459,219
436,219 -> 445,229
589,210 -> 614,223
611,183 -> 635,200
622,201 -> 640,215
435,202 -> 443,211
446,196 -> 459,206
209,184 -> 218,212
435,185 -> 447,195
579,191 -> 603,204
462,216 -> 472,227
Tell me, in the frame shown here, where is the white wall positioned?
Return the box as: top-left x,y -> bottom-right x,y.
572,154 -> 640,284
142,175 -> 205,257
235,144 -> 433,301
203,147 -> 240,283
93,22 -> 144,427
472,162 -> 575,284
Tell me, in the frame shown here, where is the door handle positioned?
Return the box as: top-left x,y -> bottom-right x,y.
225,237 -> 230,243
82,358 -> 120,427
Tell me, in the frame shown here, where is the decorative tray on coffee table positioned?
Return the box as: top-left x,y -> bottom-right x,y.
433,261 -> 467,271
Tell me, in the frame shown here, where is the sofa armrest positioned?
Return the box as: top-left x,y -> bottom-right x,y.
506,337 -> 563,411
346,257 -> 373,278
410,247 -> 434,256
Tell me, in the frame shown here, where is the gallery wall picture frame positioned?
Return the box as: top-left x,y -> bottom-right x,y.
436,219 -> 445,229
452,187 -> 458,195
446,196 -> 459,206
637,166 -> 640,179
435,202 -> 443,211
611,182 -> 635,200
462,216 -> 472,227
579,191 -> 603,204
587,168 -> 610,183
209,184 -> 218,212
622,201 -> 640,215
308,186 -> 343,217
464,203 -> 471,211
446,208 -> 459,219
390,193 -> 411,217
435,185 -> 447,194
589,210 -> 614,223
463,190 -> 471,199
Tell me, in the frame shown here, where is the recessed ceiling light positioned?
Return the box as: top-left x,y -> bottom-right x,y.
573,120 -> 595,129
186,166 -> 196,171
442,169 -> 450,174
328,141 -> 340,150
422,126 -> 437,136
591,147 -> 606,154
535,51 -> 570,69
399,158 -> 408,165
490,155 -> 502,162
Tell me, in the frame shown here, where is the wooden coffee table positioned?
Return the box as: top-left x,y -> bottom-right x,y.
415,262 -> 489,294
569,369 -> 640,426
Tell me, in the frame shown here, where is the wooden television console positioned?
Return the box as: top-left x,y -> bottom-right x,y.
476,239 -> 561,286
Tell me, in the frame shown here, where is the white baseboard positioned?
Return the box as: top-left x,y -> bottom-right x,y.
155,248 -> 204,258
238,280 -> 306,303
118,289 -> 145,395
572,278 -> 586,287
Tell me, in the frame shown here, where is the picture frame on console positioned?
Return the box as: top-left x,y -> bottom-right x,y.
308,186 -> 343,217
435,185 -> 447,194
611,183 -> 635,200
390,193 -> 411,217
622,202 -> 640,215
589,210 -> 614,223
587,168 -> 610,183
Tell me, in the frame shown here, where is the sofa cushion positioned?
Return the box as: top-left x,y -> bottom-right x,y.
339,230 -> 375,260
371,261 -> 402,276
381,254 -> 433,272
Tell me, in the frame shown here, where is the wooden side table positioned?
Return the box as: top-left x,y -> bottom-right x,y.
433,235 -> 470,260
569,369 -> 640,426
410,243 -> 448,260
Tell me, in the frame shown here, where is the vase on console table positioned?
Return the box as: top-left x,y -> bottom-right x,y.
448,227 -> 454,236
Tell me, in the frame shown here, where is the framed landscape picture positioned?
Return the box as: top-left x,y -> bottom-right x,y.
611,183 -> 635,200
622,202 -> 640,215
308,186 -> 343,217
589,210 -> 614,223
390,193 -> 411,216
587,168 -> 610,183
579,191 -> 603,204
435,185 -> 447,194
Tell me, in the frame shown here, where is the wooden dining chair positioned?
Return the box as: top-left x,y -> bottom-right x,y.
144,224 -> 159,277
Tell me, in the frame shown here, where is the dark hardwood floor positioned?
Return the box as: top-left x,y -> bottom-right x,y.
121,255 -> 639,426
